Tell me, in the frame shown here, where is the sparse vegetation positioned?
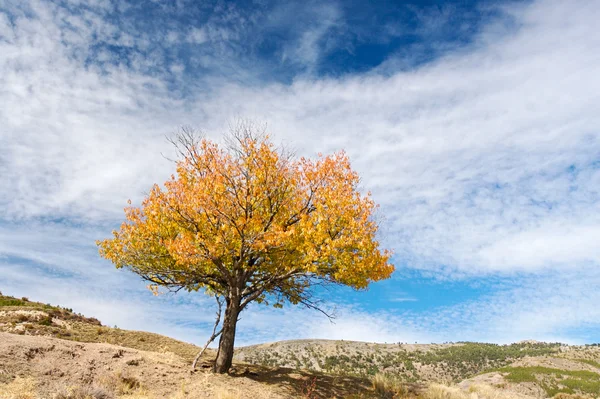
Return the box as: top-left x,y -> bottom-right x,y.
236,341 -> 563,383
0,372 -> 147,399
53,385 -> 115,399
576,359 -> 600,369
496,366 -> 600,397
422,383 -> 544,399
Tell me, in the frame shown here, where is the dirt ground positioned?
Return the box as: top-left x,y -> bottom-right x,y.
0,332 -> 375,399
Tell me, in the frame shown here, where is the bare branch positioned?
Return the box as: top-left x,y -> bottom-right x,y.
275,286 -> 337,322
192,295 -> 225,370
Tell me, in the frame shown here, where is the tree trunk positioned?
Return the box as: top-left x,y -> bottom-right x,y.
213,297 -> 240,373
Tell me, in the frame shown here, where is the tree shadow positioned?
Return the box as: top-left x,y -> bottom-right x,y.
227,364 -> 375,398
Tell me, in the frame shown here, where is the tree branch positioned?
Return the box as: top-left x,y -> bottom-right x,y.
275,286 -> 337,322
192,295 -> 225,370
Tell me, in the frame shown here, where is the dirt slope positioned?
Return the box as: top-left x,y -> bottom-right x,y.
0,332 -> 376,399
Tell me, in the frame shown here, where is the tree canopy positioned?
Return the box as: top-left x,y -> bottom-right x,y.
97,125 -> 394,373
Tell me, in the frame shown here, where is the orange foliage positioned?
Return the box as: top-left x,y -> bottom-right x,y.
97,131 -> 393,308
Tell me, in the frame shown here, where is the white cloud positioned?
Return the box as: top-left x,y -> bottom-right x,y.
276,1 -> 343,72
424,269 -> 600,344
187,27 -> 207,44
390,297 -> 418,303
478,224 -> 600,271
0,0 -> 599,344
193,0 -> 600,275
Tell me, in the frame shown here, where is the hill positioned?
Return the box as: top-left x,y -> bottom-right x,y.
0,293 -> 376,398
0,332 -> 382,398
1,293 -> 600,399
235,340 -> 600,398
234,339 -> 562,381
0,294 -> 207,362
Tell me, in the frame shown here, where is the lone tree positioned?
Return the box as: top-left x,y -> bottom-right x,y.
97,123 -> 394,374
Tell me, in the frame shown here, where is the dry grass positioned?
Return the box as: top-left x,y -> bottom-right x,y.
0,377 -> 38,399
6,372 -> 597,399
0,316 -> 204,364
96,370 -> 143,396
0,372 -> 150,399
53,385 -> 115,399
424,383 -> 519,399
73,323 -> 204,363
371,373 -> 408,398
423,383 -> 600,399
213,387 -> 243,399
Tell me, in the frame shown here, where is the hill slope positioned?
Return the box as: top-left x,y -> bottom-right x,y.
2,293 -> 600,399
0,294 -> 378,398
235,340 -> 600,397
0,294 -> 207,362
234,339 -> 562,382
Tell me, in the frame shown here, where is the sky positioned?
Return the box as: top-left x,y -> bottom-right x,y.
1,0 -> 599,347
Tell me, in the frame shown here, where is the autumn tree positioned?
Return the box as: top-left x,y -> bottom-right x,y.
97,123 -> 394,374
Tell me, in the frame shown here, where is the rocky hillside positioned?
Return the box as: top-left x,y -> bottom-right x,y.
234,339 -> 563,381
235,340 -> 600,397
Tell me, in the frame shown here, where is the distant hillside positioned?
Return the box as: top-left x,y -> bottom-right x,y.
234,339 -> 563,382
235,339 -> 600,397
460,354 -> 600,398
235,340 -> 600,399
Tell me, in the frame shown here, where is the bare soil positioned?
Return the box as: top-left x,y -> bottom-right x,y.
0,332 -> 375,398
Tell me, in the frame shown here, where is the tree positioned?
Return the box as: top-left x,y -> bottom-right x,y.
97,123 -> 394,374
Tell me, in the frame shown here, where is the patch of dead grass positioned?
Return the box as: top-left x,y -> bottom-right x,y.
0,377 -> 37,399
422,383 -> 587,399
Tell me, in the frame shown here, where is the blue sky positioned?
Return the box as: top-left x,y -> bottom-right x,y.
1,0 -> 600,346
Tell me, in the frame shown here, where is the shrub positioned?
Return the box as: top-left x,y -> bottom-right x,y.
497,366 -> 600,397
97,371 -> 141,396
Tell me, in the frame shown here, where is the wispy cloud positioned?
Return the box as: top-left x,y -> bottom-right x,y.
0,0 -> 599,345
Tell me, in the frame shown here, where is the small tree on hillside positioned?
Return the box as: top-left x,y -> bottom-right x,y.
97,123 -> 394,373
